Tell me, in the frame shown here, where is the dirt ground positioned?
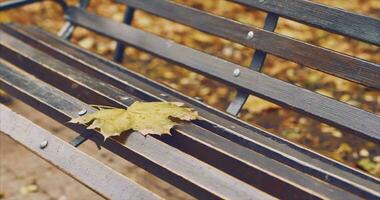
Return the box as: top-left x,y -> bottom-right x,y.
0,99 -> 193,200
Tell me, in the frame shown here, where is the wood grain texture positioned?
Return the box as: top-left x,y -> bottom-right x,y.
230,0 -> 380,46
60,9 -> 380,142
115,0 -> 380,89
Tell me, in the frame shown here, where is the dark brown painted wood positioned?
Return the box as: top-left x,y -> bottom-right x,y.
59,9 -> 380,142
114,1 -> 380,89
229,0 -> 380,46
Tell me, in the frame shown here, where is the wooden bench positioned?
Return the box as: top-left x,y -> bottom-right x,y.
1,0 -> 379,199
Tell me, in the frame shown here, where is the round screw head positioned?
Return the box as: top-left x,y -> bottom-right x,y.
40,140 -> 48,149
233,68 -> 241,77
160,93 -> 168,98
246,31 -> 255,39
120,96 -> 130,101
78,109 -> 87,116
259,0 -> 265,2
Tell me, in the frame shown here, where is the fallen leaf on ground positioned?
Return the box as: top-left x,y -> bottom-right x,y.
69,101 -> 198,138
0,192 -> 5,199
20,184 -> 39,194
357,158 -> 376,172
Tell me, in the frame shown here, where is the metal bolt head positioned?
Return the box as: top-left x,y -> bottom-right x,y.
259,0 -> 265,3
40,140 -> 48,149
78,109 -> 87,116
120,96 -> 130,101
233,68 -> 241,77
246,31 -> 255,39
160,93 -> 168,98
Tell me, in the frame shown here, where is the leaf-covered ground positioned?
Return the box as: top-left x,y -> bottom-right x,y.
0,0 -> 379,177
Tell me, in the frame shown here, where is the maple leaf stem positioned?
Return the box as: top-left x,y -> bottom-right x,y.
89,104 -> 120,110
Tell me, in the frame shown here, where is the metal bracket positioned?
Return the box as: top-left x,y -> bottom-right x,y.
113,6 -> 136,62
67,4 -> 136,147
58,0 -> 90,40
226,12 -> 279,115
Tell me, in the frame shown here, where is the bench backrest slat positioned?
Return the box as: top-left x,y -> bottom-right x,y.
230,0 -> 380,46
115,0 -> 380,89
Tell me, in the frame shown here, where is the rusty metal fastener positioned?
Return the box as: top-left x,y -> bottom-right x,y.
160,93 -> 169,98
120,96 -> 130,100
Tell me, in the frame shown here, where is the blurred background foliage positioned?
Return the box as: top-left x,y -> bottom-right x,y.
0,0 -> 379,177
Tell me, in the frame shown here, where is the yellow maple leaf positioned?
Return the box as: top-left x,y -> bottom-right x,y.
69,102 -> 198,138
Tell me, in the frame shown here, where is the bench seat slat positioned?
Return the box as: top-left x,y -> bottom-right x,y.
0,60 -> 273,200
4,24 -> 380,200
114,0 -> 380,89
0,105 -> 161,200
60,9 -> 380,142
230,0 -> 380,46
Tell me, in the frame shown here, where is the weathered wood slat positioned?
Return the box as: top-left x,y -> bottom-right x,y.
3,24 -> 380,200
0,60 -> 273,200
0,104 -> 161,200
230,0 -> 380,46
60,9 -> 380,142
114,0 -> 380,89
